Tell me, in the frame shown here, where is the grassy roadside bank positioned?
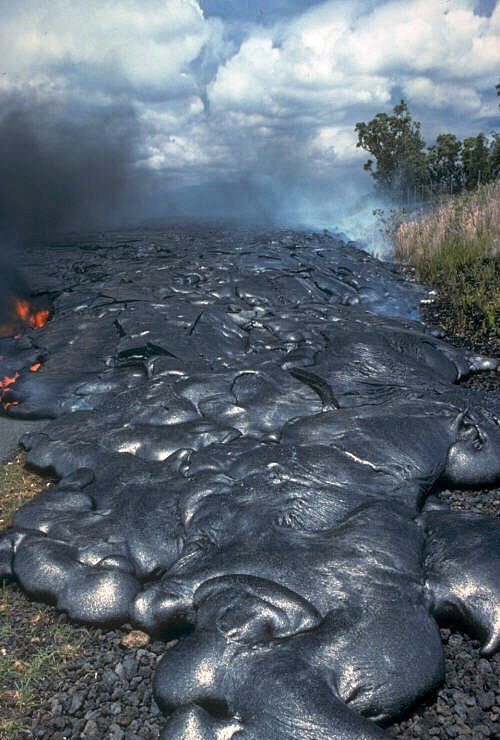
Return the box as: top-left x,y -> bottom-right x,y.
392,181 -> 499,354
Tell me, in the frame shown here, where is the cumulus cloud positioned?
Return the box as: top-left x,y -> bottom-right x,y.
208,1 -> 498,129
402,77 -> 483,114
339,0 -> 499,78
0,0 -> 498,235
0,0 -> 213,100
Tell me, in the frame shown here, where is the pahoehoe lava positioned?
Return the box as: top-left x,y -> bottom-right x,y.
0,227 -> 499,739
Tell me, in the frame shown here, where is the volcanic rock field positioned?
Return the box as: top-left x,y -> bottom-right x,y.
0,226 -> 499,739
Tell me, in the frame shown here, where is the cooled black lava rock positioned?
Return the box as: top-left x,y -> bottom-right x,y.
1,227 -> 499,739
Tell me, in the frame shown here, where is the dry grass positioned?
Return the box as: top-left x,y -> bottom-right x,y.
395,181 -> 500,264
393,182 -> 500,340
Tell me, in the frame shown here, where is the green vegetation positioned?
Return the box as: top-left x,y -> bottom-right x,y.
357,91 -> 499,347
355,100 -> 428,196
0,586 -> 79,740
0,612 -> 76,707
393,181 -> 499,347
355,99 -> 499,202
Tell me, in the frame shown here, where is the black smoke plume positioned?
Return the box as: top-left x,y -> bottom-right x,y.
0,97 -> 147,325
0,99 -> 145,243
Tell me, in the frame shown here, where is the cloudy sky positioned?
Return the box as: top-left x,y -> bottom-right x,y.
0,0 -> 498,235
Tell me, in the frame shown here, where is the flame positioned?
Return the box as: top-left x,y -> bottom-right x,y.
0,372 -> 19,390
0,296 -> 49,411
14,299 -> 50,330
0,371 -> 20,410
0,296 -> 50,339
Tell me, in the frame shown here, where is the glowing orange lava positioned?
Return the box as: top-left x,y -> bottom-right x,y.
0,372 -> 19,390
0,296 -> 49,410
0,371 -> 20,410
0,297 -> 50,338
14,298 -> 50,330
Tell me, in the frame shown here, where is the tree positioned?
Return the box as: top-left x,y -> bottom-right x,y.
461,134 -> 491,190
488,132 -> 500,181
426,133 -> 463,194
355,100 -> 428,198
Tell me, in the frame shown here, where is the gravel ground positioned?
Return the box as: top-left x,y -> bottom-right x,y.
389,629 -> 499,739
1,290 -> 499,740
1,585 -> 167,740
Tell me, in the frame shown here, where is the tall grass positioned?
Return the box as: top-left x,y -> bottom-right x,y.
394,181 -> 499,341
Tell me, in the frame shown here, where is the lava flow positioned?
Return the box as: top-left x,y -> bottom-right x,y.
8,298 -> 50,333
0,295 -> 50,411
0,370 -> 20,410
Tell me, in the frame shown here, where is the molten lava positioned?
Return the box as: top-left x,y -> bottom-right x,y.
0,296 -> 50,411
0,371 -> 20,410
13,298 -> 50,331
0,372 -> 19,389
0,296 -> 50,338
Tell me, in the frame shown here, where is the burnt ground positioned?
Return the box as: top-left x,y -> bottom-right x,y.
0,235 -> 499,740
